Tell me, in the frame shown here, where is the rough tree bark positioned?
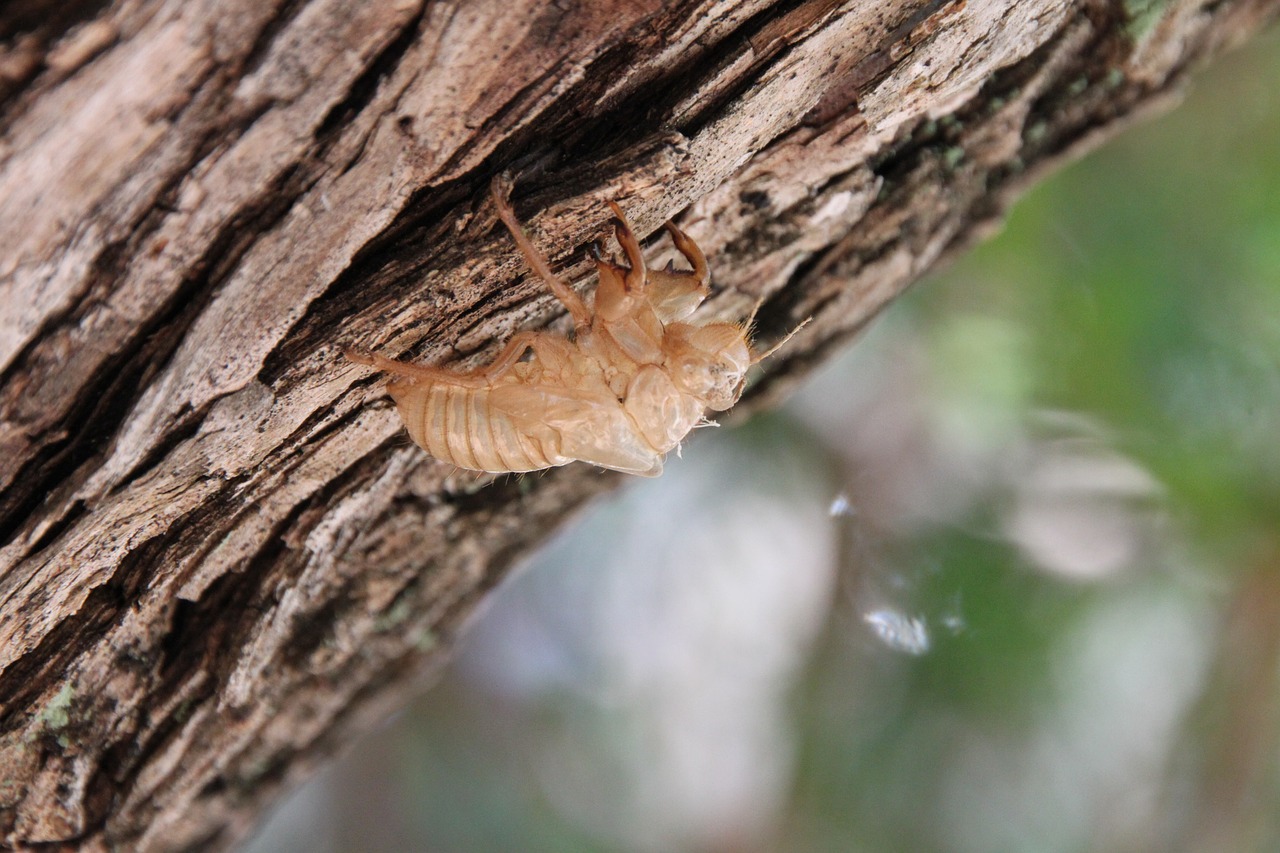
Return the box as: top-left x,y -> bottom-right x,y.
0,0 -> 1275,849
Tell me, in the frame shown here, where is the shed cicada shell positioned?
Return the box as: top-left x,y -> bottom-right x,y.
348,176 -> 787,477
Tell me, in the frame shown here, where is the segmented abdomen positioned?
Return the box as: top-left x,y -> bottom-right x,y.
387,382 -> 560,473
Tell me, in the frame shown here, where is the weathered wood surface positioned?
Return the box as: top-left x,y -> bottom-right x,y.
0,0 -> 1275,848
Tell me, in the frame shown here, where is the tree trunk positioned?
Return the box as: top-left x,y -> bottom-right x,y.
0,0 -> 1275,848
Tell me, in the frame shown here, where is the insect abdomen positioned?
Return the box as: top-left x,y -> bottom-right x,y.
388,382 -> 559,473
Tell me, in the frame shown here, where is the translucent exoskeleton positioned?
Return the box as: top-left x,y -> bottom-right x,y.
348,175 -> 783,477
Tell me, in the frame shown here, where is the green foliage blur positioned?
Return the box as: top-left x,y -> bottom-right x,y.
785,28 -> 1280,853
950,38 -> 1280,546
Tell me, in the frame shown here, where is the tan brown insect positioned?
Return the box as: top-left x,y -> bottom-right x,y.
348,176 -> 785,477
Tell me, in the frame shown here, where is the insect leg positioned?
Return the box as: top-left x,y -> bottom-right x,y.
588,242 -> 637,323
662,220 -> 708,287
478,331 -> 573,379
643,222 -> 710,322
490,174 -> 593,333
344,349 -> 492,385
607,201 -> 646,295
347,330 -> 567,388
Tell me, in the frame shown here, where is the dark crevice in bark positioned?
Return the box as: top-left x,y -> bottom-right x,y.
868,112 -> 961,185
238,0 -> 311,81
277,0 -> 829,379
20,500 -> 86,560
806,1 -> 959,125
95,156 -> 333,492
0,1 -> 434,550
299,0 -> 936,378
0,529 -> 171,731
430,0 -> 837,188
0,60 -> 251,393
262,0 -> 889,387
255,177 -> 479,385
91,453 -> 424,846
466,62 -> 581,171
312,5 -> 426,146
0,0 -> 113,45
0,148 -> 322,554
477,3 -> 753,177
0,0 -> 115,114
158,578 -> 239,686
672,0 -> 872,139
0,336 -> 189,560
0,70 -> 277,541
95,501 -> 325,842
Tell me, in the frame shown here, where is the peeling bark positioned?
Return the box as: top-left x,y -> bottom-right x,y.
0,0 -> 1275,848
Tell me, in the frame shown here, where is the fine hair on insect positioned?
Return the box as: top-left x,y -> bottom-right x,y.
346,174 -> 798,477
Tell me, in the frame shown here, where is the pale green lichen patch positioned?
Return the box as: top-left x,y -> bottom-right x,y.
36,684 -> 75,731
412,628 -> 438,653
29,683 -> 77,748
1124,0 -> 1172,41
373,597 -> 414,632
242,757 -> 271,786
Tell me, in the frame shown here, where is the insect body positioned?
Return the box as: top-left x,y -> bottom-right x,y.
348,176 -> 763,477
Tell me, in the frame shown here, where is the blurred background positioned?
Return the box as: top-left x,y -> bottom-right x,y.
249,29 -> 1280,853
